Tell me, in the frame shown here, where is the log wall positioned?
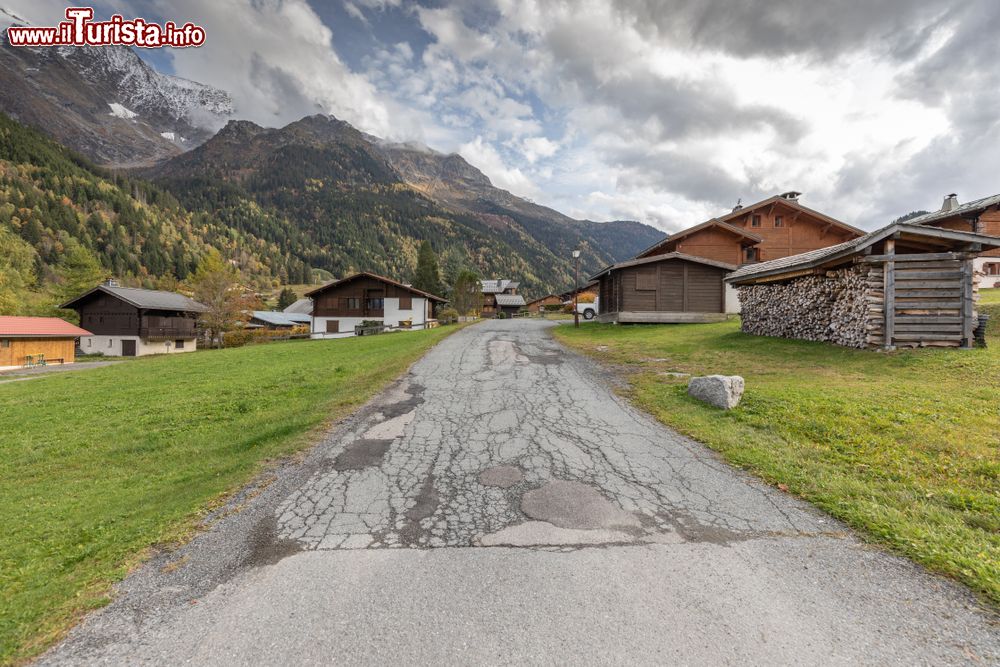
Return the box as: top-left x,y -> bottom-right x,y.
738,256 -> 981,349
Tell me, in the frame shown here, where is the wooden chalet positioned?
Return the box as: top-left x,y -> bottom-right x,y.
591,252 -> 736,324
907,193 -> 1000,288
480,280 -> 520,318
637,192 -> 864,266
0,317 -> 91,370
727,223 -> 1000,349
526,294 -> 563,313
61,282 -> 207,357
307,272 -> 445,338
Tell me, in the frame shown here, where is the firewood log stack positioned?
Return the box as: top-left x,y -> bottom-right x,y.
737,265 -> 872,348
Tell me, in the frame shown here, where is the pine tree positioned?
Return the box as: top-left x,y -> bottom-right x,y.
412,240 -> 443,296
277,287 -> 298,310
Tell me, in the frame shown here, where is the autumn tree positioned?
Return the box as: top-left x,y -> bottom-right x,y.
56,240 -> 103,303
0,225 -> 37,315
412,240 -> 443,296
451,269 -> 481,316
189,250 -> 259,348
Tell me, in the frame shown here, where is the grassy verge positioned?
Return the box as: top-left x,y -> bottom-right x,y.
553,293 -> 999,606
0,325 -> 462,664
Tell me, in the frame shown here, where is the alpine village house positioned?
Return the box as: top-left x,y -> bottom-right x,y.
592,192 -> 865,323
480,280 -> 525,317
307,272 -> 445,338
61,281 -> 208,357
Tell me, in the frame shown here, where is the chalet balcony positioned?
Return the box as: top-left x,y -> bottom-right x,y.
139,326 -> 197,340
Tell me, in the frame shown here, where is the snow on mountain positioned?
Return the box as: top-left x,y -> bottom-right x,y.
0,9 -> 234,166
109,103 -> 138,120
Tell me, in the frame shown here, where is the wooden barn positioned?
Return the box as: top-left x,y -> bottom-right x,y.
0,316 -> 92,370
526,294 -> 563,313
591,252 -> 735,324
727,222 -> 1000,349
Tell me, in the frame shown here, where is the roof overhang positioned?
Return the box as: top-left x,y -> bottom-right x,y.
635,218 -> 763,259
306,271 -> 447,302
727,223 -> 1000,285
719,195 -> 865,237
591,251 -> 737,281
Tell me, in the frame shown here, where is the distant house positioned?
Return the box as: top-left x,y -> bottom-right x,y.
480,279 -> 520,318
247,311 -> 310,330
559,280 -> 599,303
907,193 -> 1000,288
591,253 -> 735,324
307,272 -> 446,338
61,282 -> 207,357
526,294 -> 563,313
0,317 -> 92,370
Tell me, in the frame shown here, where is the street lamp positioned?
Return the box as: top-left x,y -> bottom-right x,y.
572,248 -> 581,328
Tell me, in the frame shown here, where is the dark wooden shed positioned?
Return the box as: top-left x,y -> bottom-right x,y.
591,252 -> 735,324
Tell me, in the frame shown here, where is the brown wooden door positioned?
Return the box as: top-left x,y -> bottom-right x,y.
121,339 -> 137,356
326,320 -> 340,333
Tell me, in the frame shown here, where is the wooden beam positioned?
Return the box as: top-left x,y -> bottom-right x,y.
860,252 -> 968,263
961,258 -> 974,348
884,238 -> 895,350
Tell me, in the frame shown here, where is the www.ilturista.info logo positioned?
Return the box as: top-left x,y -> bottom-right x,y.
6,7 -> 206,48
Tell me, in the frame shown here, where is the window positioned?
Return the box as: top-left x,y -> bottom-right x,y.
986,263 -> 1000,276
0,339 -> 9,348
751,215 -> 761,227
399,295 -> 412,310
366,298 -> 384,311
636,271 -> 657,291
774,216 -> 784,227
745,247 -> 760,262
175,339 -> 184,349
344,297 -> 361,310
108,339 -> 113,347
87,339 -> 92,348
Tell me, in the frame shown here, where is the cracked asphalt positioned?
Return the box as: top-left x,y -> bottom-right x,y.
40,319 -> 999,665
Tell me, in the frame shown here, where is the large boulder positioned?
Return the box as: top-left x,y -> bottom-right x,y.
687,375 -> 744,409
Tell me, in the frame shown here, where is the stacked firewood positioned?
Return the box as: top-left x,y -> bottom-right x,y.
738,265 -> 873,348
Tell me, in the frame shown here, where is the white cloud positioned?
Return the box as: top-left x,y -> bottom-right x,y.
459,136 -> 540,199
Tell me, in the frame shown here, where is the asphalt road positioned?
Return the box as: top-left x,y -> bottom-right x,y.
40,319 -> 999,665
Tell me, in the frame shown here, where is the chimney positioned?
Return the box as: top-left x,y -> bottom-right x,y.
732,198 -> 743,212
780,191 -> 801,202
104,278 -> 120,288
941,193 -> 959,212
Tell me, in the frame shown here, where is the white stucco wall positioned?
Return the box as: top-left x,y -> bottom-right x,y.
724,283 -> 742,314
310,297 -> 432,339
82,335 -> 197,357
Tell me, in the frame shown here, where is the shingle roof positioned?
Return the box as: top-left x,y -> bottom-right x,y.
251,311 -> 299,327
305,272 -> 446,302
0,316 -> 92,338
494,294 -> 526,307
906,193 -> 1000,226
726,222 -> 1000,283
283,298 -> 313,314
481,279 -> 517,294
61,285 -> 208,312
590,252 -> 738,281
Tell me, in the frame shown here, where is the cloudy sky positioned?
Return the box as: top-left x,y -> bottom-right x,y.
11,0 -> 1000,232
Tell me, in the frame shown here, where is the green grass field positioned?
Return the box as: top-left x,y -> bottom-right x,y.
553,289 -> 1000,606
0,326 -> 459,664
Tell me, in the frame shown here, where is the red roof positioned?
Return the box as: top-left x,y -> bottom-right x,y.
0,316 -> 92,338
